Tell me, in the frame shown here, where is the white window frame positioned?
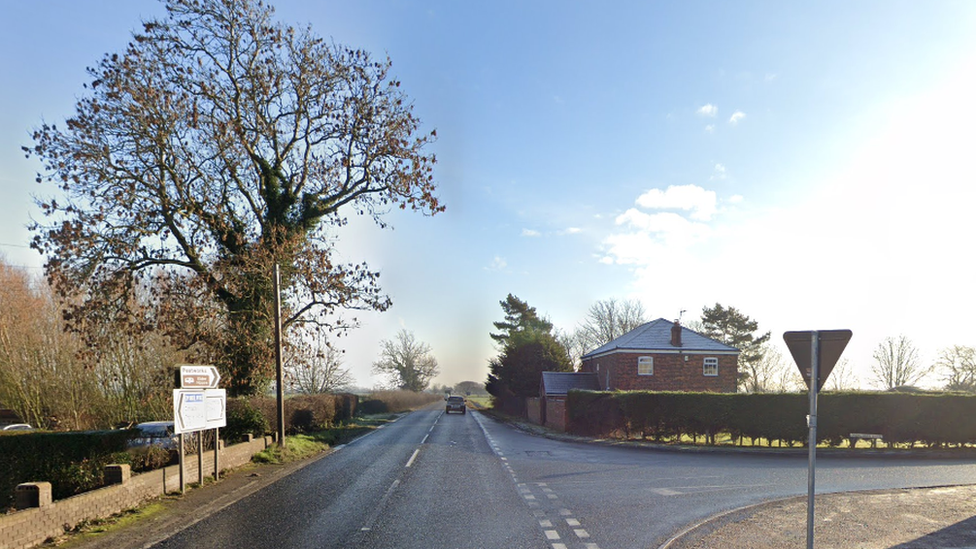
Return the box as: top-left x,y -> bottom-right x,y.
703,357 -> 719,377
638,356 -> 653,376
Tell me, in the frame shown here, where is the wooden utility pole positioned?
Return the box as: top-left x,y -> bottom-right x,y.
273,264 -> 286,448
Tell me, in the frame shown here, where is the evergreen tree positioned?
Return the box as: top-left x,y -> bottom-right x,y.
700,303 -> 770,391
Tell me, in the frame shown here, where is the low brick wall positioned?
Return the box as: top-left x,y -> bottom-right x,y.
0,434 -> 275,549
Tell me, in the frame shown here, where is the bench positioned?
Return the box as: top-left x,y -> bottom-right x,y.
849,433 -> 883,448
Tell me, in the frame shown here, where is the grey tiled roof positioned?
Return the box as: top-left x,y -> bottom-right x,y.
581,318 -> 739,359
541,372 -> 601,395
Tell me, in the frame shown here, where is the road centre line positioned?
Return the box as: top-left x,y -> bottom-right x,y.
405,449 -> 420,468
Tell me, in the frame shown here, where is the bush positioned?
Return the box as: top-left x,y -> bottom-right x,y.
359,399 -> 390,415
287,395 -> 337,433
360,391 -> 440,414
224,398 -> 269,443
0,429 -> 131,509
567,391 -> 976,449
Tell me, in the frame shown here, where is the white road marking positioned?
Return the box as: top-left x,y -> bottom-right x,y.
545,530 -> 560,540
575,529 -> 590,538
405,449 -> 420,468
566,519 -> 580,527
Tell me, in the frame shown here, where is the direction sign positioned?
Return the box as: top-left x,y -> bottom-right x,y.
173,388 -> 226,434
784,330 -> 852,391
179,365 -> 221,389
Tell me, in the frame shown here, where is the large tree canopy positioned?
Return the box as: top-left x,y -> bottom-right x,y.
372,329 -> 439,392
486,295 -> 571,414
25,0 -> 442,394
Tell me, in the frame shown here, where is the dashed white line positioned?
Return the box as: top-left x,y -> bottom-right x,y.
405,449 -> 420,468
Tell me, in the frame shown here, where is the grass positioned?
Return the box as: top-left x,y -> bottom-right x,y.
465,395 -> 491,409
252,415 -> 393,464
43,500 -> 171,547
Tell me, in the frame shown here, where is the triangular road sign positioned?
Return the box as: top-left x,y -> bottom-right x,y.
784,330 -> 852,391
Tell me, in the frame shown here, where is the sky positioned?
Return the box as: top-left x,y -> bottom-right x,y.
2,1 -> 976,390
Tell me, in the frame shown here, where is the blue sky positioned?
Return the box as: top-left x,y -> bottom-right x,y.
2,1 -> 976,389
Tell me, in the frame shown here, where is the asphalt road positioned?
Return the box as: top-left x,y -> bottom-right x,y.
148,408 -> 976,549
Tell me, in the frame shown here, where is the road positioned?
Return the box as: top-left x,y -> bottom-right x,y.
151,407 -> 976,549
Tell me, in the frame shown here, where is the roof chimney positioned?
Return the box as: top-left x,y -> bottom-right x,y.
671,321 -> 682,347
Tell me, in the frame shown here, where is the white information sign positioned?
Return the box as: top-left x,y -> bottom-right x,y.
173,388 -> 227,434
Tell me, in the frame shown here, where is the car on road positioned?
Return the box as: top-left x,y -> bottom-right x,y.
445,395 -> 466,414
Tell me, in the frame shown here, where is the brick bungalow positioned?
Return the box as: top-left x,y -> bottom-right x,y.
579,318 -> 739,393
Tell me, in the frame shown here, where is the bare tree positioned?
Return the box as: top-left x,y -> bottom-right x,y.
824,358 -> 860,391
553,328 -> 587,370
26,0 -> 442,395
575,298 -> 648,354
740,343 -> 787,393
935,345 -> 976,392
372,330 -> 439,392
286,334 -> 353,394
870,335 -> 929,389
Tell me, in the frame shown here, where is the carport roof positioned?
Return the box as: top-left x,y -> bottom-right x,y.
541,372 -> 600,395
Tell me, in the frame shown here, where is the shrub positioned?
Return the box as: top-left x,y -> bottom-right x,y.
224,398 -> 269,443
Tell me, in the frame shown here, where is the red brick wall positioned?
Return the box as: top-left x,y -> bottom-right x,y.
544,398 -> 567,432
581,352 -> 737,393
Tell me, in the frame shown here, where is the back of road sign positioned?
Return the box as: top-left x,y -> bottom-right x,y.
784,330 -> 852,391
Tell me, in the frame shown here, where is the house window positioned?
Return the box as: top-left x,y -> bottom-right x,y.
638,356 -> 653,375
703,357 -> 718,376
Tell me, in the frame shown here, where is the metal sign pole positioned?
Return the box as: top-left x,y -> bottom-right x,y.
214,427 -> 220,481
807,331 -> 819,549
197,430 -> 204,485
179,433 -> 185,494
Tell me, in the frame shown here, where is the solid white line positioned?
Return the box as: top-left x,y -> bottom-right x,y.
406,448 -> 420,468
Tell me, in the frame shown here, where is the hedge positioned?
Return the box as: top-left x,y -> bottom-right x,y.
567,390 -> 976,448
0,429 -> 132,510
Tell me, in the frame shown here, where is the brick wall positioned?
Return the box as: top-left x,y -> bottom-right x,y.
581,352 -> 738,393
544,398 -> 567,432
0,435 -> 275,549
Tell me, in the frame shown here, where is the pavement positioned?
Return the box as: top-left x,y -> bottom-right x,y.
52,450 -> 335,549
49,417 -> 976,549
660,485 -> 976,549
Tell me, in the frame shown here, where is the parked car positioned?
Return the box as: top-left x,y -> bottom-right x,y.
445,395 -> 466,414
2,423 -> 33,431
128,421 -> 178,449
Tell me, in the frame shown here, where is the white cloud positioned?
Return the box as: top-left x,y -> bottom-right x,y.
728,194 -> 744,204
485,256 -> 507,271
561,227 -> 582,235
697,103 -> 718,117
729,111 -> 746,124
521,228 -> 541,237
765,73 -> 777,82
635,184 -> 717,221
712,163 -> 727,180
705,124 -> 715,133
